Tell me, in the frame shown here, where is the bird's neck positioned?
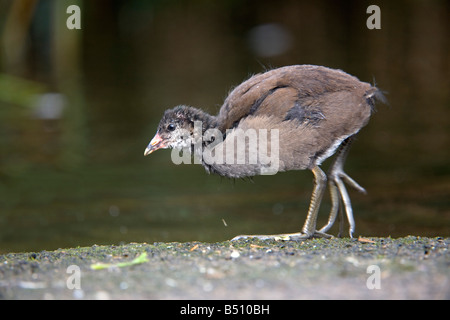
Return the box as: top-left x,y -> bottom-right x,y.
182,107 -> 223,166
185,107 -> 220,133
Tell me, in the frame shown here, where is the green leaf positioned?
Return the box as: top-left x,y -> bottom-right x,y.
90,252 -> 149,270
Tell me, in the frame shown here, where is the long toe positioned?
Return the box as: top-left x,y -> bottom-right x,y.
231,234 -> 283,241
340,172 -> 367,194
290,231 -> 333,240
231,231 -> 333,241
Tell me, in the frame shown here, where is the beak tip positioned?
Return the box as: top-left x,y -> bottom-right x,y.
144,132 -> 165,156
144,148 -> 152,156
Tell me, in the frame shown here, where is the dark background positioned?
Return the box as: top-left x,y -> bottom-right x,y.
0,0 -> 449,253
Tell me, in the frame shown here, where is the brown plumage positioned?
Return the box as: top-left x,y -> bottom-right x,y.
144,65 -> 385,240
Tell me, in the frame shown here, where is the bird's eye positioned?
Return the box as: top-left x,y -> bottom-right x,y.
167,123 -> 176,131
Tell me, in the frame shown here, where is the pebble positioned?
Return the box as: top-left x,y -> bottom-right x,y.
230,250 -> 240,259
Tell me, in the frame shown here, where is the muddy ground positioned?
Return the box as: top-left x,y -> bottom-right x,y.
0,236 -> 448,300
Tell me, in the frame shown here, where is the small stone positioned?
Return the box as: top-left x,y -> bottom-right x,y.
230,250 -> 240,259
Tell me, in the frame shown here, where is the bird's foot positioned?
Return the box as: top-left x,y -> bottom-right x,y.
231,230 -> 333,242
330,169 -> 367,194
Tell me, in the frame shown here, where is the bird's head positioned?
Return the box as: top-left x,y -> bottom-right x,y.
144,106 -> 204,156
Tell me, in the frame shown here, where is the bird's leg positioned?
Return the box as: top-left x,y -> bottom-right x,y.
299,166 -> 328,236
319,179 -> 340,234
231,166 -> 331,241
337,197 -> 345,238
318,136 -> 366,237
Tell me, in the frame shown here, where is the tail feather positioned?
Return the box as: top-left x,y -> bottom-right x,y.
365,87 -> 388,113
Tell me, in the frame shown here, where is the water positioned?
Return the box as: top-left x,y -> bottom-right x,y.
0,0 -> 449,253
1,152 -> 448,253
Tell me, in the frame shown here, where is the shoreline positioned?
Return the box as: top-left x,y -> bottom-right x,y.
1,236 -> 448,299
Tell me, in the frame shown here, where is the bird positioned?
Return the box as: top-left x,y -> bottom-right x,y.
144,65 -> 385,241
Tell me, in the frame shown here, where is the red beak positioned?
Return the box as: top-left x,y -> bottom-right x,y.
144,132 -> 166,156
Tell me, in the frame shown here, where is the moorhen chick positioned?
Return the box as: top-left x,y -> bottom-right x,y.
144,65 -> 384,240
